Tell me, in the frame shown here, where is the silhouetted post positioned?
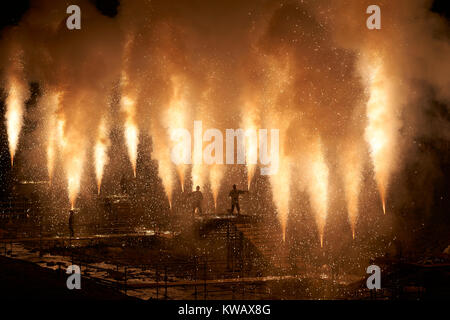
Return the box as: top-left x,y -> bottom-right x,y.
124,266 -> 127,294
226,222 -> 231,270
241,258 -> 245,299
164,266 -> 168,299
194,256 -> 198,300
204,261 -> 207,300
156,266 -> 159,299
39,211 -> 42,257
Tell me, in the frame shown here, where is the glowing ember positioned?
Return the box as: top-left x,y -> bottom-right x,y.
264,58 -> 292,242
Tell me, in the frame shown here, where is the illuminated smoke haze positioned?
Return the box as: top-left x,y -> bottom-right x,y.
0,0 -> 448,248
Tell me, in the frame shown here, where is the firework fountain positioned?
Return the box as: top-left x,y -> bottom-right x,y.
0,0 -> 448,250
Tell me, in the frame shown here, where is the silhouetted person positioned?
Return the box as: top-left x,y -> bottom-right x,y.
68,209 -> 74,238
190,186 -> 203,216
228,184 -> 248,215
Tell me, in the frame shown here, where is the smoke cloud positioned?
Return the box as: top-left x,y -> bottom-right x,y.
1,0 -> 448,248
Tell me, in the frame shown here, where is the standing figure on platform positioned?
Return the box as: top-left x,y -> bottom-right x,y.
68,209 -> 75,238
190,186 -> 203,217
228,184 -> 248,215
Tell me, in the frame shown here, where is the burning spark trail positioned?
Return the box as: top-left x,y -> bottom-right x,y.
94,118 -> 110,194
5,78 -> 26,167
57,110 -> 86,209
67,150 -> 85,210
270,158 -> 291,242
306,139 -> 329,247
340,143 -> 363,239
166,76 -> 190,191
264,57 -> 292,242
241,103 -> 259,190
121,95 -> 138,177
56,118 -> 67,150
363,57 -> 398,215
150,75 -> 191,206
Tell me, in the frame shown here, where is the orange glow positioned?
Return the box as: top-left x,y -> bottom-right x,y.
166,75 -> 190,191
67,151 -> 85,210
94,118 -> 110,194
121,95 -> 138,177
241,102 -> 259,190
270,158 -> 291,242
340,141 -> 363,239
306,138 -> 329,247
5,78 -> 26,167
363,56 -> 397,215
46,92 -> 62,185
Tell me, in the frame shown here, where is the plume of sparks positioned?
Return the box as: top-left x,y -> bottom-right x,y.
56,111 -> 85,209
66,148 -> 85,210
241,102 -> 259,190
121,95 -> 138,177
56,117 -> 67,150
269,157 -> 291,242
264,57 -> 292,242
340,143 -> 363,239
5,77 -> 27,167
363,58 -> 397,215
306,139 -> 329,247
166,76 -> 189,191
94,117 -> 110,195
120,71 -> 139,177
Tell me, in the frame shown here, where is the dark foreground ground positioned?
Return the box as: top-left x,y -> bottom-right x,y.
0,255 -> 136,300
